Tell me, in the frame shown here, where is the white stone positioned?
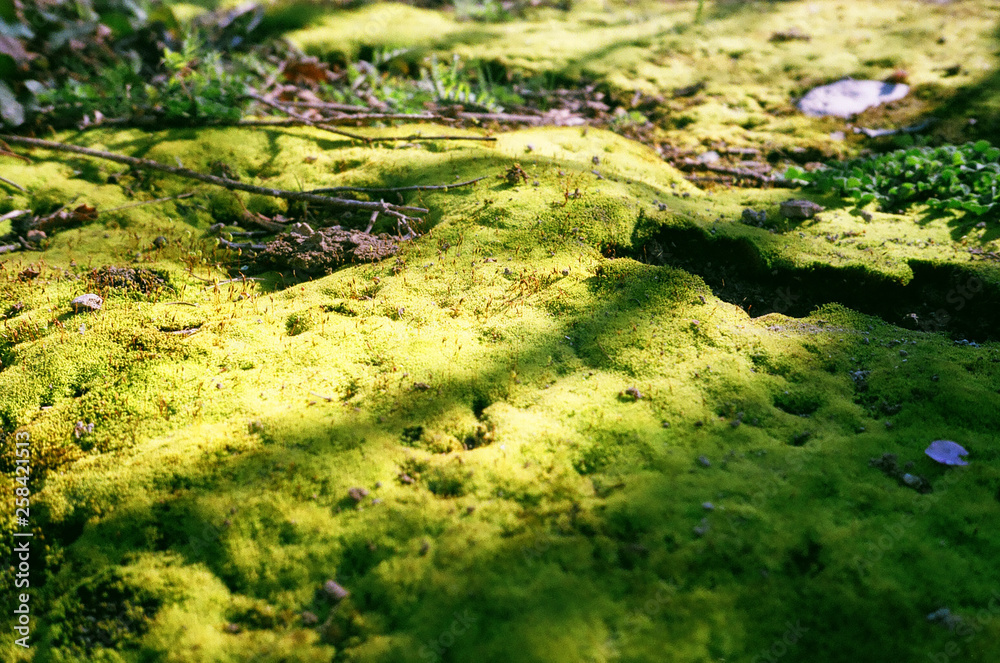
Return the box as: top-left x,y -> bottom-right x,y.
71,293 -> 103,313
798,79 -> 909,118
925,440 -> 969,466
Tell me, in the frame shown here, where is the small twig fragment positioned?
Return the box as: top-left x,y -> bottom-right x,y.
0,176 -> 25,192
218,237 -> 267,252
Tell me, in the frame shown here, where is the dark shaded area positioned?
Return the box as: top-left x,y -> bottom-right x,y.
45,569 -> 161,654
626,224 -> 1000,342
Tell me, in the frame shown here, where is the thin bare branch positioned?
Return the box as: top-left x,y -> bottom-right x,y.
278,100 -> 374,112
240,113 -> 446,124
0,134 -> 428,225
0,144 -> 32,162
218,237 -> 267,251
0,175 -> 25,192
237,116 -> 493,141
458,111 -> 544,124
246,92 -> 372,143
0,210 -> 31,223
368,133 -> 496,143
308,175 -> 488,195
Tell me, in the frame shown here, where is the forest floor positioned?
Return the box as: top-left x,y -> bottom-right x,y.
2,1 -> 1000,662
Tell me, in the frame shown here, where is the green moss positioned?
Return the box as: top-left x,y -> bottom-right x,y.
1,107 -> 999,663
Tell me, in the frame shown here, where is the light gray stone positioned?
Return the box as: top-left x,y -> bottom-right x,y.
71,293 -> 103,313
798,79 -> 909,118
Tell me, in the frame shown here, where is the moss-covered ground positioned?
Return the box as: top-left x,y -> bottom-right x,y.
3,2 -> 1000,662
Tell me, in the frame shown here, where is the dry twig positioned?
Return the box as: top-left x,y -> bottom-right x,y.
245,92 -> 372,143
238,115 -> 495,142
0,176 -> 25,192
0,134 -> 428,226
308,175 -> 488,195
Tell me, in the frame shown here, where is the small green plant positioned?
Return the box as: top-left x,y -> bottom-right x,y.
787,140 -> 1000,222
35,35 -> 247,125
421,54 -> 502,112
156,40 -> 246,122
608,109 -> 650,137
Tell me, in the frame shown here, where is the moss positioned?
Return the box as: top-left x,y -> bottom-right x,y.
1,69 -> 1000,663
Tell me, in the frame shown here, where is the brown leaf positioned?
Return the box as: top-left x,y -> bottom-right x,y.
69,204 -> 98,223
34,203 -> 98,231
280,57 -> 333,87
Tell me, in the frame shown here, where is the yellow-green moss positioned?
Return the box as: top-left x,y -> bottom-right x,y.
1,111 -> 999,663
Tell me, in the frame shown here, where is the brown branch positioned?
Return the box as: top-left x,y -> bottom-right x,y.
237,116 -> 494,142
241,113 -> 447,124
458,111 -> 544,124
677,160 -> 798,188
0,210 -> 30,223
246,92 -> 372,143
308,175 -> 488,195
0,175 -> 25,192
277,100 -> 374,112
0,134 -> 428,225
218,237 -> 267,251
367,133 -> 496,143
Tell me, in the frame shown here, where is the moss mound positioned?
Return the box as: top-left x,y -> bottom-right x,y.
2,1 -> 1000,660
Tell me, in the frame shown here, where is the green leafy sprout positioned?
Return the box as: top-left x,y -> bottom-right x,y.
786,141 -> 1000,222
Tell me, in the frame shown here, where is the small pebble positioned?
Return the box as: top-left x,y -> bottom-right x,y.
71,293 -> 103,313
697,455 -> 711,467
323,580 -> 350,602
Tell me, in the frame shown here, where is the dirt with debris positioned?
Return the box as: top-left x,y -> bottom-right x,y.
87,266 -> 169,294
255,227 -> 399,276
